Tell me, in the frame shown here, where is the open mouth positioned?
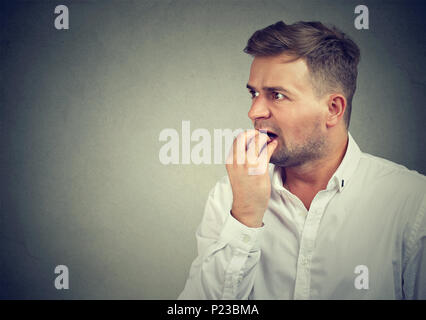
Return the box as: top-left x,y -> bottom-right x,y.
257,128 -> 279,144
266,132 -> 278,143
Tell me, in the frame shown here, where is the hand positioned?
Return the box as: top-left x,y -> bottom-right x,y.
225,129 -> 278,227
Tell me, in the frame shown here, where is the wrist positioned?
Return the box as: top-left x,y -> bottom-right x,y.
230,209 -> 264,228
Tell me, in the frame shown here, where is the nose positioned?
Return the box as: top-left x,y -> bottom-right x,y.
248,95 -> 271,122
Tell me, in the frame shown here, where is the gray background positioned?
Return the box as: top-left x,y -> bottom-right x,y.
0,0 -> 425,299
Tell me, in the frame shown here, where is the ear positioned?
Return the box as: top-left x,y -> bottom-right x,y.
326,94 -> 346,128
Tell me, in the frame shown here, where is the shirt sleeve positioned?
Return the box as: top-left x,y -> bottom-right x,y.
402,195 -> 426,299
178,177 -> 265,300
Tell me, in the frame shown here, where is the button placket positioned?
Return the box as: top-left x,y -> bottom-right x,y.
294,197 -> 326,299
241,234 -> 250,244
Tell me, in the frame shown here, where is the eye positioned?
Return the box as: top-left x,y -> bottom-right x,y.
249,90 -> 259,99
271,92 -> 286,100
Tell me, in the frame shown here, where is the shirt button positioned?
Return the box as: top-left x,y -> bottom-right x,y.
242,234 -> 251,243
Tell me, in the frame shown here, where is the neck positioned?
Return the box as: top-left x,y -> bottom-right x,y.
281,133 -> 348,206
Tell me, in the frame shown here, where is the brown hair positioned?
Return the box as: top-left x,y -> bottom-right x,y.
244,21 -> 360,128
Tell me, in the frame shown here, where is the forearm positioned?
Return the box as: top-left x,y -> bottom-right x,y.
178,213 -> 263,300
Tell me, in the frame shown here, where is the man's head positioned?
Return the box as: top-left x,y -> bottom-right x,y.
244,21 -> 360,167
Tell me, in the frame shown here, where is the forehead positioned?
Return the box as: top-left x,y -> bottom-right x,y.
248,54 -> 312,95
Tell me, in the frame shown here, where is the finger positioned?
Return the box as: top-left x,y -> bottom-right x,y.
256,130 -> 269,155
247,132 -> 268,165
248,139 -> 278,176
244,129 -> 261,152
231,130 -> 258,165
246,129 -> 270,152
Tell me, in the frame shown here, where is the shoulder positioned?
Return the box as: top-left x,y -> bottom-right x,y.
356,152 -> 426,198
355,153 -> 426,250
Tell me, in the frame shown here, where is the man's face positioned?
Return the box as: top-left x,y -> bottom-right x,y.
247,54 -> 329,167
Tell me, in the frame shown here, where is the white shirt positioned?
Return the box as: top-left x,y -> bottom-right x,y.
178,133 -> 426,300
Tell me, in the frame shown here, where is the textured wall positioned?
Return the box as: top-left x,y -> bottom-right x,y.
0,0 -> 425,299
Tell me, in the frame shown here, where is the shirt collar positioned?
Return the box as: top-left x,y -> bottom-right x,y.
271,132 -> 362,193
332,132 -> 362,192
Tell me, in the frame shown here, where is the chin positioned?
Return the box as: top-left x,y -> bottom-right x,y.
269,156 -> 281,166
269,152 -> 292,167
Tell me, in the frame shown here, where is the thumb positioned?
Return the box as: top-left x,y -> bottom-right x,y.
266,139 -> 278,162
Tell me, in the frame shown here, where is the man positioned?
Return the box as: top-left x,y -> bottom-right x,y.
178,21 -> 426,299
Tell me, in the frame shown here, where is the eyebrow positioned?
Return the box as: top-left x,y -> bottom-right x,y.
246,84 -> 292,95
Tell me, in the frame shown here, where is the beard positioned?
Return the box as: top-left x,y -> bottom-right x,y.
270,124 -> 327,168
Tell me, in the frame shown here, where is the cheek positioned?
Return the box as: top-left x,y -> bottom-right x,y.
275,107 -> 320,137
273,105 -> 325,147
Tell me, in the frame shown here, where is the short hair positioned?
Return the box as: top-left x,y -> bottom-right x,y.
244,21 -> 360,128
